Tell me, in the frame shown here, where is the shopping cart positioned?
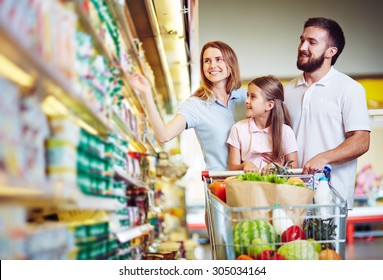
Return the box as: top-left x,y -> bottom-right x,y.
201,170 -> 347,260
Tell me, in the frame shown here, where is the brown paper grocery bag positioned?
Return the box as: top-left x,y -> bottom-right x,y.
225,180 -> 315,225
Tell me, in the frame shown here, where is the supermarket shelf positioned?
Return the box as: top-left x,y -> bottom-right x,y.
0,173 -> 123,211
0,185 -> 47,200
74,3 -> 161,153
110,109 -> 147,153
369,109 -> 383,116
347,207 -> 383,244
113,223 -> 153,243
0,14 -> 158,153
107,0 -> 167,119
124,0 -> 176,116
74,0 -> 116,64
49,180 -> 125,211
348,206 -> 383,217
75,0 -> 163,154
146,139 -> 161,154
0,172 -> 54,204
0,22 -> 111,136
114,167 -> 146,189
110,107 -> 161,154
75,0 -> 146,116
106,0 -> 139,58
63,192 -> 124,211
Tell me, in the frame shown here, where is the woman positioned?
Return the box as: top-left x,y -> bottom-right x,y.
127,41 -> 247,170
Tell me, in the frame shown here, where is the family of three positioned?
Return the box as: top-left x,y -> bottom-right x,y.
127,17 -> 371,210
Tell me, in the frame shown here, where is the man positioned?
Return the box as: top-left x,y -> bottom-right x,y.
284,17 -> 370,209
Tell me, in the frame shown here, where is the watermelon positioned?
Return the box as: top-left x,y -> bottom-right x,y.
233,220 -> 277,257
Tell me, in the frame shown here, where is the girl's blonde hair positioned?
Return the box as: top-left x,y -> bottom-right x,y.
194,41 -> 242,100
249,75 -> 292,163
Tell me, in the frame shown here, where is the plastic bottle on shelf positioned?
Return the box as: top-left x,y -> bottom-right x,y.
314,177 -> 334,219
272,204 -> 294,235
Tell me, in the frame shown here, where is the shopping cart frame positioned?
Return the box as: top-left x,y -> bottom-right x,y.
202,170 -> 348,260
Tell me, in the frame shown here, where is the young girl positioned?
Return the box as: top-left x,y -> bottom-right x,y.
227,75 -> 298,173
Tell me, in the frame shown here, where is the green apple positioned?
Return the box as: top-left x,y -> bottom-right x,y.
249,238 -> 274,257
308,238 -> 322,253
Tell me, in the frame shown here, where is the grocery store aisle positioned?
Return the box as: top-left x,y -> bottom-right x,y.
195,237 -> 383,260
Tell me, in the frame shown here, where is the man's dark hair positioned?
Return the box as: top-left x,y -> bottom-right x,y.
304,17 -> 345,65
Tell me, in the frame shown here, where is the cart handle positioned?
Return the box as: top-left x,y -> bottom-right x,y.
201,168 -> 304,179
201,170 -> 243,180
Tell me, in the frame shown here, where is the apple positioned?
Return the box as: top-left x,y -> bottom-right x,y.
257,250 -> 285,260
281,225 -> 306,243
308,238 -> 322,253
208,181 -> 226,202
248,238 -> 274,257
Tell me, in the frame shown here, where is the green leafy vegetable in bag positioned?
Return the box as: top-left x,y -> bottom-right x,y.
236,172 -> 288,184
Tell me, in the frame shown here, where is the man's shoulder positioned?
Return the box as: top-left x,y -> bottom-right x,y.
281,124 -> 296,137
330,69 -> 364,90
282,123 -> 294,131
284,75 -> 302,91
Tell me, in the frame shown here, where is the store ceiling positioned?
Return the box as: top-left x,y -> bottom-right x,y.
125,0 -> 191,115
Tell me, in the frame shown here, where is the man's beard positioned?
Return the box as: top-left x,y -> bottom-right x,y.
297,52 -> 325,73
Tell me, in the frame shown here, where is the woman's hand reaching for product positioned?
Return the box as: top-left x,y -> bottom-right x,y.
126,72 -> 152,99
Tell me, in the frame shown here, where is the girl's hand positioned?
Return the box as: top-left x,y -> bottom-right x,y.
126,72 -> 152,98
243,162 -> 259,173
261,162 -> 277,175
261,161 -> 288,175
260,152 -> 274,164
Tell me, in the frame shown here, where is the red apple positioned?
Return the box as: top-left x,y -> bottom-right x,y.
208,181 -> 226,202
281,225 -> 306,243
257,250 -> 285,260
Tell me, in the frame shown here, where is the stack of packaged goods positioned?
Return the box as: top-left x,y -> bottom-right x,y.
0,0 -> 170,260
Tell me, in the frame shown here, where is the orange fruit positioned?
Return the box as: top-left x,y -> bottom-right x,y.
319,249 -> 341,260
237,254 -> 254,260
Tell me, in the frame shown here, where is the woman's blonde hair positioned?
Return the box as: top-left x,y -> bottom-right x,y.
194,41 -> 242,100
249,75 -> 292,163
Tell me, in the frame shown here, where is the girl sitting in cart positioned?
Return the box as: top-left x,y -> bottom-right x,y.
227,75 -> 298,174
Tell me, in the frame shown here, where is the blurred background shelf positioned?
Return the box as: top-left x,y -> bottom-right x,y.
0,23 -> 111,136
